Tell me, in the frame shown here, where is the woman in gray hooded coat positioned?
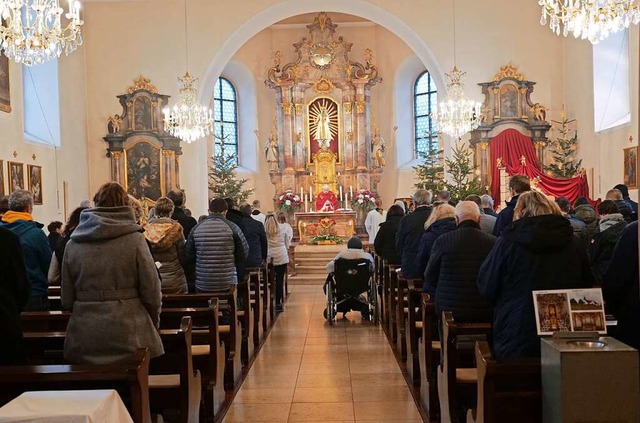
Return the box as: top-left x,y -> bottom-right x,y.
61,182 -> 163,364
144,197 -> 187,294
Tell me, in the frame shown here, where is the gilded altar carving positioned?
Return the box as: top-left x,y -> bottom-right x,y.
493,62 -> 525,82
282,102 -> 292,115
127,76 -> 158,94
294,103 -> 303,115
355,101 -> 365,114
313,77 -> 334,94
343,102 -> 352,114
312,148 -> 338,193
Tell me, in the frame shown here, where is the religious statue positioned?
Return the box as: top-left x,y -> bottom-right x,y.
531,103 -> 547,121
315,185 -> 338,212
314,105 -> 332,148
265,132 -> 279,173
371,127 -> 386,167
107,114 -> 123,134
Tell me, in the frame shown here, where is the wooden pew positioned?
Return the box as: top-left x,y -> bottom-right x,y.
438,311 -> 491,423
21,310 -> 71,332
22,331 -> 66,363
396,276 -> 422,361
0,348 -> 152,423
236,279 -> 255,365
150,316 -> 201,423
375,256 -> 385,324
387,266 -> 399,342
160,302 -> 226,423
247,267 -> 264,347
162,288 -> 242,390
406,288 -> 423,386
466,342 -> 541,423
418,293 -> 441,422
267,259 -> 277,322
260,264 -> 272,331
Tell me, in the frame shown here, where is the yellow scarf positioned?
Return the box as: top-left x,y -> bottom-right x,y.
2,210 -> 33,223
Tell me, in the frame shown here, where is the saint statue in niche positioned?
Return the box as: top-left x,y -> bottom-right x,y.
371,127 -> 386,167
308,97 -> 339,162
265,132 -> 279,173
314,106 -> 332,147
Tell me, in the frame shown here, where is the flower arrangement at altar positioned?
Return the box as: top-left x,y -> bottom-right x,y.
276,189 -> 302,212
350,189 -> 379,211
310,217 -> 343,245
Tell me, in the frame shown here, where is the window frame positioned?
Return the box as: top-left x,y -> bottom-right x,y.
212,77 -> 239,163
22,60 -> 62,148
413,70 -> 438,158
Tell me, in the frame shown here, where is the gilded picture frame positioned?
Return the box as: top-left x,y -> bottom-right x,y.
306,96 -> 341,163
623,146 -> 638,190
124,139 -> 164,201
0,54 -> 11,113
0,160 -> 5,197
8,161 -> 24,192
28,165 -> 43,205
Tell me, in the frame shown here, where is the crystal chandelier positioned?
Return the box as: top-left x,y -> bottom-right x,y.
0,0 -> 84,66
162,0 -> 212,143
539,0 -> 640,44
432,67 -> 483,140
431,0 -> 482,140
163,72 -> 213,143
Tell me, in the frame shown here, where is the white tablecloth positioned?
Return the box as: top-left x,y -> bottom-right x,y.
0,390 -> 134,423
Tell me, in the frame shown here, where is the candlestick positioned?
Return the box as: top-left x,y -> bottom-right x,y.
300,187 -> 304,201
339,185 -> 343,202
349,186 -> 353,197
310,185 -> 313,199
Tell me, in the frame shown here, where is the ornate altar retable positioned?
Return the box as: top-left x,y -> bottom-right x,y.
295,211 -> 356,245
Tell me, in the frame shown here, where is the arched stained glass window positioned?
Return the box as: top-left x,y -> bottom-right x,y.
213,77 -> 238,164
414,70 -> 438,157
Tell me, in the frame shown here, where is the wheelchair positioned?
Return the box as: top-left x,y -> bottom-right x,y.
323,258 -> 377,325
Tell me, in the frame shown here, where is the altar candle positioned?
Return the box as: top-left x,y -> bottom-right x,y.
339,185 -> 343,202
310,185 -> 313,199
300,187 -> 304,201
349,186 -> 353,197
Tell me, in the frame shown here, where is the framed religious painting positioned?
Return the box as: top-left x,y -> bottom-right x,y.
623,146 -> 638,189
0,53 -> 10,113
0,160 -> 4,197
124,140 -> 163,201
499,84 -> 519,118
28,165 -> 43,205
8,162 -> 24,192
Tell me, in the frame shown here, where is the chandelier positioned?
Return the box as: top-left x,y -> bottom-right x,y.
163,72 -> 213,143
431,0 -> 482,140
432,67 -> 483,140
539,0 -> 640,44
0,0 -> 84,66
162,0 -> 212,143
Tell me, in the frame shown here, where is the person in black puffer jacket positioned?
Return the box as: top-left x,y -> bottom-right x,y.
606,189 -> 634,223
239,203 -> 267,269
589,200 -> 627,286
396,190 -> 433,278
477,191 -> 593,360
424,201 -> 495,323
373,204 -> 404,265
416,204 -> 456,282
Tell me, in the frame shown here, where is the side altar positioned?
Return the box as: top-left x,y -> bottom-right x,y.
295,211 -> 356,245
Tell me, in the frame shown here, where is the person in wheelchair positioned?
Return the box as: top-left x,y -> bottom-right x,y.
324,237 -> 375,321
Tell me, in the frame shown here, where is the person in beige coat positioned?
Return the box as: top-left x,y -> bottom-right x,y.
144,197 -> 188,294
61,182 -> 163,364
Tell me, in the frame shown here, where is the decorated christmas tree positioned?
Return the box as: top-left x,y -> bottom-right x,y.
444,141 -> 483,203
545,112 -> 582,178
208,131 -> 254,203
413,133 -> 445,193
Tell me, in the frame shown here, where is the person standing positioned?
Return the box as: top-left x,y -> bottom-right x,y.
415,204 -> 457,279
589,200 -> 628,286
493,174 -> 531,236
0,190 -> 51,311
225,198 -> 244,229
573,197 -> 598,240
465,195 -> 496,234
144,197 -> 188,294
265,213 -> 291,313
240,203 -> 268,271
396,190 -> 433,279
48,206 -> 89,285
556,197 -> 587,242
365,198 -> 386,243
47,221 -> 63,251
61,182 -> 164,364
251,200 -> 266,225
603,221 -> 639,350
423,202 -> 495,322
185,198 -> 249,293
478,191 -> 592,359
613,184 -> 638,216
480,194 -> 498,217
277,212 -> 294,245
606,189 -> 634,223
373,204 -> 404,265
166,190 -> 198,238
0,227 -> 31,365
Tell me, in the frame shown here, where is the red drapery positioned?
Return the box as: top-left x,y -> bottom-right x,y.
490,129 -> 597,207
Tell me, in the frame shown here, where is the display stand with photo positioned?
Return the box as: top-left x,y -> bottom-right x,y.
533,288 -> 606,336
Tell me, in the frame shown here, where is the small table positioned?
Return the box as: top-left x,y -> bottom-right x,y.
0,390 -> 134,423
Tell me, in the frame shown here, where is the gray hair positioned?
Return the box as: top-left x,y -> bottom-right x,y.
455,201 -> 481,222
480,194 -> 494,208
8,189 -> 33,212
413,189 -> 432,206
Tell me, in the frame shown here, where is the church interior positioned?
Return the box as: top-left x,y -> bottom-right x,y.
0,0 -> 639,422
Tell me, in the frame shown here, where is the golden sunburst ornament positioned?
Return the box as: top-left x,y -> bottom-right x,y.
309,98 -> 339,149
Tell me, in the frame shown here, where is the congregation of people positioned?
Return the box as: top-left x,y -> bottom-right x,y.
1,175 -> 638,374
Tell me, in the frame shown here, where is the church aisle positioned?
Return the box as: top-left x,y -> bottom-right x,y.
223,285 -> 422,422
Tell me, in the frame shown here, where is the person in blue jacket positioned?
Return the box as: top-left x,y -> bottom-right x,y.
492,174 -> 531,236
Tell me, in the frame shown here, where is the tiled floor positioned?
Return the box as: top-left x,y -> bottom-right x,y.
223,285 -> 423,422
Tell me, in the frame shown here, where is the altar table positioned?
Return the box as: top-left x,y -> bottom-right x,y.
295,211 -> 356,244
0,390 -> 133,423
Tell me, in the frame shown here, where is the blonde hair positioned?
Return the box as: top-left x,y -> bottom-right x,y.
424,204 -> 455,230
264,213 -> 280,238
513,191 -> 562,220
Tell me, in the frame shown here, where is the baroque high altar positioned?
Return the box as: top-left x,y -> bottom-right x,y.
265,12 -> 384,204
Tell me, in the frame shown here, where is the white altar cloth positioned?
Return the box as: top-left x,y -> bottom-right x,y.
0,390 -> 133,423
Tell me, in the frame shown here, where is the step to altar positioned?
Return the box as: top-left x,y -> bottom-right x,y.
288,243 -> 345,285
